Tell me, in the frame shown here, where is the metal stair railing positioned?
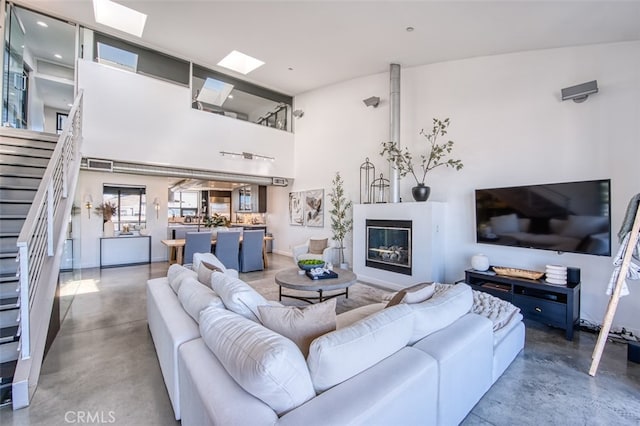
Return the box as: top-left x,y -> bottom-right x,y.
11,90 -> 84,409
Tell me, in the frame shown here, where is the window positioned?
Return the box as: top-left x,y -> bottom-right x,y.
192,64 -> 293,131
93,32 -> 189,86
168,191 -> 199,218
103,185 -> 146,232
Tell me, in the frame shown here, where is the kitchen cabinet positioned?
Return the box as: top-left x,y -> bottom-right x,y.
234,185 -> 267,212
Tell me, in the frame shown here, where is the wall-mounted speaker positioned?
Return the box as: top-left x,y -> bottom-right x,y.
561,80 -> 598,103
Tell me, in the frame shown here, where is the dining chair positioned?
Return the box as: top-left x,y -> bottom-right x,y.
183,231 -> 213,266
239,230 -> 265,272
215,230 -> 241,270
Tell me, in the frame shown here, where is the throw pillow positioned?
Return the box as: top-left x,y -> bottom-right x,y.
306,304 -> 414,393
167,264 -> 197,294
258,299 -> 337,357
192,252 -> 227,273
177,276 -> 224,322
210,272 -> 269,322
386,282 -> 435,308
197,261 -> 224,288
408,283 -> 473,345
199,307 -> 316,415
308,238 -> 328,255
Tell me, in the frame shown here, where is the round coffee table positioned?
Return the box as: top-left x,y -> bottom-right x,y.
275,268 -> 357,304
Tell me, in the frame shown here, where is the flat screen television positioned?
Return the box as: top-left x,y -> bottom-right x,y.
475,179 -> 611,256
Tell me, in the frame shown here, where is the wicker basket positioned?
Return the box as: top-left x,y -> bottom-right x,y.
492,266 -> 544,280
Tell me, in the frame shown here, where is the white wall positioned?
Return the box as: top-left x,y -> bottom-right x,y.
74,170 -> 171,268
273,41 -> 640,334
77,60 -> 295,179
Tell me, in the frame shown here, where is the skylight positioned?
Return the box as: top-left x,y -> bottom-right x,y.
97,42 -> 139,72
217,50 -> 265,75
197,78 -> 235,107
93,0 -> 147,38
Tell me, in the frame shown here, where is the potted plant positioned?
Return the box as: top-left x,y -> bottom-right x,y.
380,117 -> 463,201
94,201 -> 117,222
203,213 -> 229,228
94,201 -> 118,237
203,213 -> 229,237
329,172 -> 353,268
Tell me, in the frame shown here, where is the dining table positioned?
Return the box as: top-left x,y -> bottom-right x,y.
161,235 -> 273,267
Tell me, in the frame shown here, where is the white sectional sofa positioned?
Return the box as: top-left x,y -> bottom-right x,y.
147,255 -> 525,425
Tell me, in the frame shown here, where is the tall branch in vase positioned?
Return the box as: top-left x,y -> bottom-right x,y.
329,172 -> 353,266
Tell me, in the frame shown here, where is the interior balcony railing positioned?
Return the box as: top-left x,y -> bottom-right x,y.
11,90 -> 84,409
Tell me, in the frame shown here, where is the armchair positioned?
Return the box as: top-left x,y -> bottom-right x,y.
292,238 -> 334,265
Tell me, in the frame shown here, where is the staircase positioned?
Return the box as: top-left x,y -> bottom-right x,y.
0,131 -> 58,406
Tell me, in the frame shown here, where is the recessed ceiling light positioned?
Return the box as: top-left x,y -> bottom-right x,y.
288,67 -> 294,71
67,103 -> 73,107
37,21 -> 48,28
228,94 -> 234,99
93,0 -> 147,38
54,54 -> 62,59
406,26 -> 415,32
217,50 -> 264,75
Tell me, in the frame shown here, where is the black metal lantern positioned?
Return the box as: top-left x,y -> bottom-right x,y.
370,173 -> 390,203
360,157 -> 375,204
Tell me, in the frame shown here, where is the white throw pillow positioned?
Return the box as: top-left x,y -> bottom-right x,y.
258,299 -> 337,357
490,213 -> 519,234
199,307 -> 315,416
197,262 -> 225,288
177,276 -> 225,322
211,272 -> 268,322
167,264 -> 197,294
192,252 -> 227,274
386,282 -> 435,307
306,304 -> 414,393
408,283 -> 473,345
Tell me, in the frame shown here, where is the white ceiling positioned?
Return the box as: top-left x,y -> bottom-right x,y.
17,0 -> 640,96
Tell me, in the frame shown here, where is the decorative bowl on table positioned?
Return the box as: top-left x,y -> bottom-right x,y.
297,259 -> 326,271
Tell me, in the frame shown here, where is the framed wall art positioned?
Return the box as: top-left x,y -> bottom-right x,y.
289,192 -> 304,226
304,189 -> 324,227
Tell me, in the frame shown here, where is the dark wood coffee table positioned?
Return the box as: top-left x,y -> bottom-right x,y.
275,268 -> 357,303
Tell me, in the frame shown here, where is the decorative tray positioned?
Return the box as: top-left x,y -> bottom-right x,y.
305,270 -> 339,280
491,266 -> 544,280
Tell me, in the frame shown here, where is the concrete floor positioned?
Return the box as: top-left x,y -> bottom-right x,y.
1,254 -> 639,425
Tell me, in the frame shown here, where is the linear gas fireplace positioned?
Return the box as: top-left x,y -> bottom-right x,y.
366,219 -> 412,275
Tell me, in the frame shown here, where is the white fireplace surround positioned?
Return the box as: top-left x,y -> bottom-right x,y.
353,202 -> 445,290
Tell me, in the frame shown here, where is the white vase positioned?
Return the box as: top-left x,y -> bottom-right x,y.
471,254 -> 489,271
103,220 -> 115,237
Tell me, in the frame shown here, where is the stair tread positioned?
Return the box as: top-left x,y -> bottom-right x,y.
0,215 -> 26,219
0,298 -> 18,310
0,233 -> 19,238
0,325 -> 18,338
0,359 -> 17,384
0,185 -> 38,190
0,274 -> 18,281
0,200 -> 33,204
0,149 -> 53,160
0,341 -> 19,363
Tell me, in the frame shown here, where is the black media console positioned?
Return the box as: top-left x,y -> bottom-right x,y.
465,268 -> 580,341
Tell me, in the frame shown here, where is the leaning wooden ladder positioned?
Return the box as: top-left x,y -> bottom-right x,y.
589,203 -> 640,376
